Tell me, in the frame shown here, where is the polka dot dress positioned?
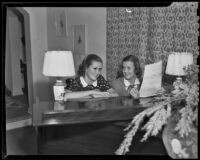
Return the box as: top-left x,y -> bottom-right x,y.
65,75 -> 111,91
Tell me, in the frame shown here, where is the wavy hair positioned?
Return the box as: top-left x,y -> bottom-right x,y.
77,54 -> 103,76
117,55 -> 142,81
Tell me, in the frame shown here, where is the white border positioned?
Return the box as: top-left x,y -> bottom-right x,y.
6,118 -> 32,131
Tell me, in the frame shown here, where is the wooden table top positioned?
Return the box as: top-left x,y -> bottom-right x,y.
32,96 -> 154,126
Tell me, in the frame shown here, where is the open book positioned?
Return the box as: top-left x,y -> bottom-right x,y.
139,61 -> 162,98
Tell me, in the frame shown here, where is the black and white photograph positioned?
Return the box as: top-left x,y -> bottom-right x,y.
2,2 -> 199,158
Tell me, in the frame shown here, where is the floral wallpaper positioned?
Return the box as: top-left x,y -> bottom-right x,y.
106,2 -> 199,81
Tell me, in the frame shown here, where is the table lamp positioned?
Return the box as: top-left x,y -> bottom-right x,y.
165,52 -> 193,84
43,51 -> 75,102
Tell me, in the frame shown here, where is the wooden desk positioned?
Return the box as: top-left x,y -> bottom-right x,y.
40,97 -> 148,125
32,97 -> 167,155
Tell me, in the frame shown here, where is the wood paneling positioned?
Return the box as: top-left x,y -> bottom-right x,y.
6,124 -> 168,156
38,122 -> 167,155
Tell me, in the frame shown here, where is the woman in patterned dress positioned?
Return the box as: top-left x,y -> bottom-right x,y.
64,54 -> 118,101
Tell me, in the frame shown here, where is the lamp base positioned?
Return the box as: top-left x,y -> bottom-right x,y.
54,101 -> 65,110
173,76 -> 183,90
176,77 -> 182,84
53,79 -> 65,101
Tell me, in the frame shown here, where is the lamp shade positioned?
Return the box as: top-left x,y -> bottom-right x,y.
43,51 -> 75,77
165,52 -> 193,76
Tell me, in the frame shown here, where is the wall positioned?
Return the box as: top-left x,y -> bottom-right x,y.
17,7 -> 106,102
47,7 -> 107,78
47,7 -> 70,51
67,7 -> 107,77
23,7 -> 53,102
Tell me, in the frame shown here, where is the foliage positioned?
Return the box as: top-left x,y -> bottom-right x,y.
115,64 -> 199,155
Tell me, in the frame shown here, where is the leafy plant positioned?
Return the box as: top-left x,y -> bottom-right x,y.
115,64 -> 199,155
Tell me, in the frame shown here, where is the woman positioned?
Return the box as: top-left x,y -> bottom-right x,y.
110,55 -> 142,99
64,54 -> 118,101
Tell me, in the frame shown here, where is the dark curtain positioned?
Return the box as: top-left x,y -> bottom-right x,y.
106,2 -> 199,81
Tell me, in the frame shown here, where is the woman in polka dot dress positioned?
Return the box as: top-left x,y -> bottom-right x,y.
64,54 -> 118,101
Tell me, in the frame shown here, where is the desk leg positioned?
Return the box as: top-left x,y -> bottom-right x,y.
35,126 -> 40,155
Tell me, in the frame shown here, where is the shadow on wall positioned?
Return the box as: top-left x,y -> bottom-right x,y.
34,81 -> 53,102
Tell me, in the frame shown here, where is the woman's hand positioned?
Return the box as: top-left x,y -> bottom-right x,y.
129,87 -> 140,99
64,89 -> 112,101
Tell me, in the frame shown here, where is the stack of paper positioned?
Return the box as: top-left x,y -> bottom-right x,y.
139,61 -> 162,98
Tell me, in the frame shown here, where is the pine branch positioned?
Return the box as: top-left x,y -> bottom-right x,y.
115,126 -> 139,155
125,103 -> 166,131
175,106 -> 194,137
141,106 -> 171,142
115,103 -> 167,155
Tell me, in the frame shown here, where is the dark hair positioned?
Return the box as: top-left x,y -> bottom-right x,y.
77,54 -> 103,76
117,55 -> 142,81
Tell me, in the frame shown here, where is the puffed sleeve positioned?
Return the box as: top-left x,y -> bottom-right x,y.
65,78 -> 78,91
97,75 -> 111,91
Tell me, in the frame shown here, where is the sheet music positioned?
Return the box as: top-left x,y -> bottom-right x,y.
139,61 -> 162,98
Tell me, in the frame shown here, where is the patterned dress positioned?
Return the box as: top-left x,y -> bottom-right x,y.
65,75 -> 111,92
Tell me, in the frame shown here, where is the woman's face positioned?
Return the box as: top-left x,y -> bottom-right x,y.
85,61 -> 103,81
122,61 -> 136,80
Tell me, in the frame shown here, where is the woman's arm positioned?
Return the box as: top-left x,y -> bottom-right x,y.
64,90 -> 93,101
64,90 -> 111,101
107,88 -> 119,97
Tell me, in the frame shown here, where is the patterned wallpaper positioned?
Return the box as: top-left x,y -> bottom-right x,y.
106,2 -> 199,81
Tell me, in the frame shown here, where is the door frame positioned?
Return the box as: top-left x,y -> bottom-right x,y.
13,7 -> 34,113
